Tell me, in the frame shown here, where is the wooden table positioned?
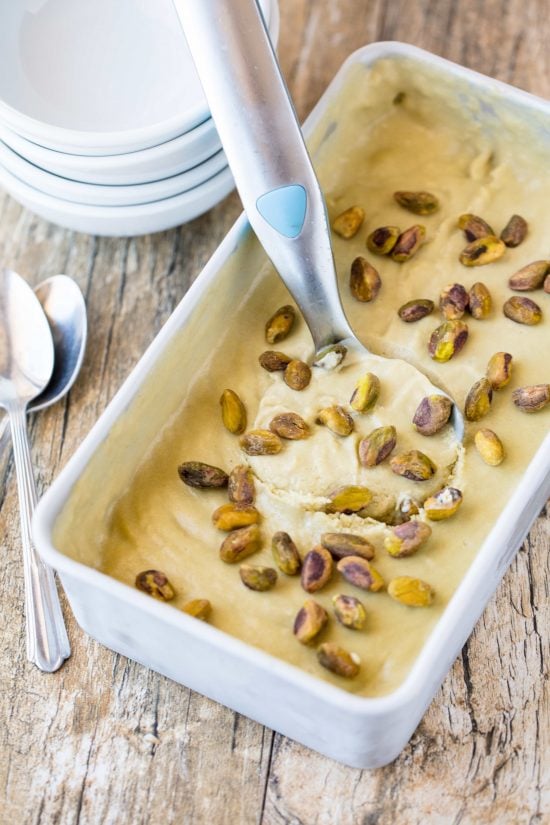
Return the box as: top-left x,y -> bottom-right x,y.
1,2 -> 548,822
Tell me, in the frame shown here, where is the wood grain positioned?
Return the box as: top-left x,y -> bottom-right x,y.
0,2 -> 548,823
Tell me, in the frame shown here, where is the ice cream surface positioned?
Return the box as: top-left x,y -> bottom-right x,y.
55,57 -> 550,696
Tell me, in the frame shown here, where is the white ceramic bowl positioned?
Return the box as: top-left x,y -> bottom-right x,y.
0,0 -> 276,155
0,119 -> 223,186
0,160 -> 234,235
0,140 -> 228,207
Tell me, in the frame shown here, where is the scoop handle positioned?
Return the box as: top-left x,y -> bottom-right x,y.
172,0 -> 353,350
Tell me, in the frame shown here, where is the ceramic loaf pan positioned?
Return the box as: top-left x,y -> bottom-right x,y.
33,43 -> 550,769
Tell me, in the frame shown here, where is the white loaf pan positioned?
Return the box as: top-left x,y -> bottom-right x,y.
33,42 -> 550,769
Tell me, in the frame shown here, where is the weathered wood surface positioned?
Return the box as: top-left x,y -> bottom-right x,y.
1,1 -> 549,823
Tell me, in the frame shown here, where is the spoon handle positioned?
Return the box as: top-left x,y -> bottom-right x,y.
172,0 -> 353,351
8,404 -> 70,672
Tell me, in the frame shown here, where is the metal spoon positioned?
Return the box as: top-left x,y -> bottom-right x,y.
0,268 -> 70,672
173,0 -> 463,438
0,275 -> 87,449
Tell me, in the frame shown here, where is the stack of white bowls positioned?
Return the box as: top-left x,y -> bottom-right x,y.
0,0 -> 279,236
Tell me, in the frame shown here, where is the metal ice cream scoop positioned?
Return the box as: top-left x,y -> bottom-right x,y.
172,0 -> 463,439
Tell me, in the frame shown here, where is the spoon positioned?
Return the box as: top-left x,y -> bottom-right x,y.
0,275 -> 87,449
0,268 -> 70,672
173,0 -> 463,438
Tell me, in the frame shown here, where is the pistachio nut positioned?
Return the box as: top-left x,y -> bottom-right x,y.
321,532 -> 375,561
349,256 -> 382,302
486,352 -> 513,391
398,298 -> 434,323
508,261 -> 550,291
394,190 -> 439,215
336,556 -> 385,592
503,296 -> 542,325
458,213 -> 495,242
316,405 -> 354,436
459,235 -> 505,266
326,486 -> 373,514
464,377 -> 493,421
384,520 -> 432,558
272,531 -> 302,575
391,224 -> 426,262
350,372 -> 380,412
313,343 -> 347,370
228,464 -> 256,505
358,425 -> 397,467
332,594 -> 367,630
284,359 -> 312,391
439,283 -> 469,320
240,429 -> 283,456
317,642 -> 360,678
135,570 -> 175,601
512,384 -> 550,413
219,524 -> 261,563
468,282 -> 492,319
358,493 -> 397,523
332,205 -> 365,239
269,411 -> 310,440
390,450 -> 436,481
212,503 -> 260,531
423,487 -> 463,520
366,225 -> 400,255
265,305 -> 296,344
293,600 -> 328,644
219,388 -> 247,435
388,576 -> 434,607
182,599 -> 211,620
412,395 -> 453,436
474,428 -> 505,466
500,214 -> 528,247
545,273 -> 550,294
428,319 -> 469,362
178,461 -> 228,489
301,545 -> 334,593
258,350 -> 292,372
239,564 -> 278,592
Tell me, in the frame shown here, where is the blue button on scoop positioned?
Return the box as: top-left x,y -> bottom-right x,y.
256,184 -> 307,238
